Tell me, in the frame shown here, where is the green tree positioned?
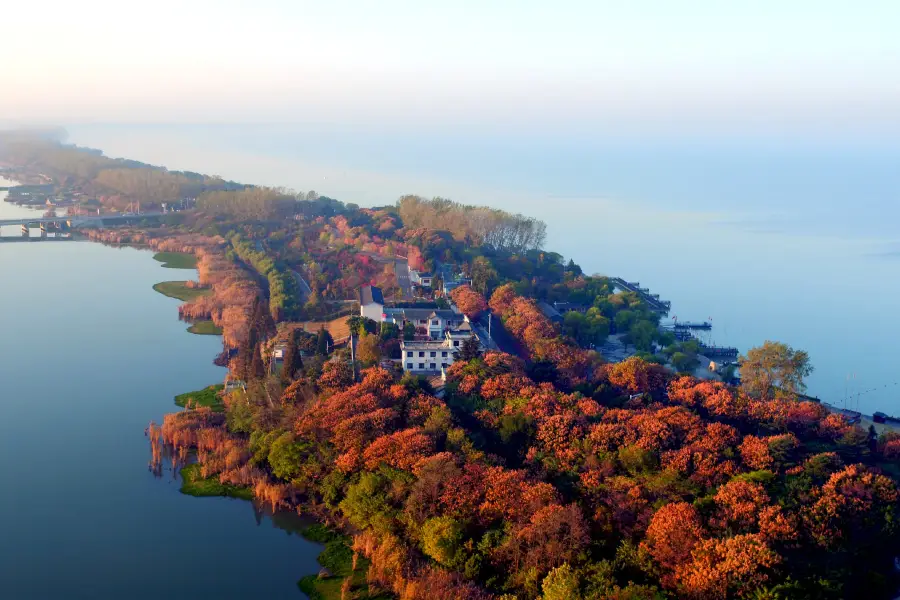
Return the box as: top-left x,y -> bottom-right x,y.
268,432 -> 306,480
379,322 -> 400,341
421,516 -> 465,567
339,473 -> 396,533
316,327 -> 333,356
471,256 -> 499,294
740,341 -> 814,400
457,336 -> 482,361
542,563 -> 582,600
629,320 -> 657,352
281,331 -> 304,381
671,351 -> 698,374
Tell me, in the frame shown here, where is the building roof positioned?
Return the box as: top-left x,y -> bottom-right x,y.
538,301 -> 562,320
401,339 -> 455,350
359,285 -> 384,306
402,308 -> 460,322
450,321 -> 473,333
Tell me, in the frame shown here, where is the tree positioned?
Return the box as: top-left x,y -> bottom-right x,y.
250,344 -> 267,379
542,563 -> 582,600
316,326 -> 333,356
421,516 -> 465,567
671,351 -> 698,374
356,331 -> 382,365
471,256 -> 499,295
268,432 -> 306,480
282,331 -> 304,381
347,316 -> 378,336
740,341 -> 813,400
450,285 -> 488,318
457,336 -> 482,362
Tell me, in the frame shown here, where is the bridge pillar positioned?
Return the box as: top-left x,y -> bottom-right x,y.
21,224 -> 29,238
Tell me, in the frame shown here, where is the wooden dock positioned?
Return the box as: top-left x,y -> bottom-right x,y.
611,278 -> 671,314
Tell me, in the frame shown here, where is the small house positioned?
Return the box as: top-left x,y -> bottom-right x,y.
359,285 -> 385,322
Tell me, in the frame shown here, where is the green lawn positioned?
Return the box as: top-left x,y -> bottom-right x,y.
187,320 -> 223,335
153,251 -> 198,269
297,524 -> 391,600
179,463 -> 253,500
152,281 -> 211,302
175,384 -> 225,411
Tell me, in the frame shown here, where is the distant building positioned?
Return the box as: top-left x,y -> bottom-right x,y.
410,270 -> 434,288
359,285 -> 385,321
384,308 -> 464,339
442,277 -> 473,295
400,322 -> 481,374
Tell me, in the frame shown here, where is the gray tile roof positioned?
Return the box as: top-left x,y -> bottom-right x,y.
359,285 -> 384,306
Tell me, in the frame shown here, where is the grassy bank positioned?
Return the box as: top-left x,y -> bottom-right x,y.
153,251 -> 198,269
179,463 -> 253,500
187,320 -> 222,335
152,281 -> 211,302
297,525 -> 389,600
175,384 -> 225,411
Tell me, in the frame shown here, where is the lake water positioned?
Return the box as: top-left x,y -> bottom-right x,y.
0,183 -> 320,599
59,126 -> 900,417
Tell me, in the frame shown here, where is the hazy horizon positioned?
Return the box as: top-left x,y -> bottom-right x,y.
5,1 -> 900,140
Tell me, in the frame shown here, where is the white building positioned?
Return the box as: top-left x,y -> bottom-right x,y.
409,270 -> 434,288
359,285 -> 386,322
400,322 -> 480,374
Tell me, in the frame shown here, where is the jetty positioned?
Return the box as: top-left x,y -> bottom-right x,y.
611,278 -> 671,315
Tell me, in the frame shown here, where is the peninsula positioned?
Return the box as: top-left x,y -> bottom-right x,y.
2,132 -> 899,600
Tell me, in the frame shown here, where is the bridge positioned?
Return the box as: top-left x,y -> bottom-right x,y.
0,212 -> 167,239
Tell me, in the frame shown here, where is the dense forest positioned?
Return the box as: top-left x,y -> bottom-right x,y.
151,289 -> 900,599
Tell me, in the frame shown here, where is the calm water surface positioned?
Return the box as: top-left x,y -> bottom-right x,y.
63,126 -> 900,416
0,186 -> 320,599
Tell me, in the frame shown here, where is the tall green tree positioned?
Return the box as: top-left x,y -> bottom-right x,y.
740,340 -> 813,400
316,327 -> 333,356
281,330 -> 304,381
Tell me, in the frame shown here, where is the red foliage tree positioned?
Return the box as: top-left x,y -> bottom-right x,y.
449,285 -> 487,318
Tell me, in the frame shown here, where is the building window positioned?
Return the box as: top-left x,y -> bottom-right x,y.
418,363 -> 425,369
430,363 -> 436,370
407,363 -> 413,370
430,351 -> 436,357
453,340 -> 460,347
442,351 -> 448,357
432,320 -> 439,326
441,363 -> 448,368
406,351 -> 413,357
419,352 -> 425,357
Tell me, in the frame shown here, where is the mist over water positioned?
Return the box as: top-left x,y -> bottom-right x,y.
58,125 -> 900,415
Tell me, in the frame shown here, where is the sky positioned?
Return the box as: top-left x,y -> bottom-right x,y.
4,0 -> 900,138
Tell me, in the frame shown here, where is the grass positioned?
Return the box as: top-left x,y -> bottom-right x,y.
153,251 -> 198,269
175,384 -> 225,411
152,281 -> 211,302
297,524 -> 391,600
179,463 -> 254,500
187,320 -> 223,335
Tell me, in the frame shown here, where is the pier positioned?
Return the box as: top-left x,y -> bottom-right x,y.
611,277 -> 672,315
673,321 -> 712,330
